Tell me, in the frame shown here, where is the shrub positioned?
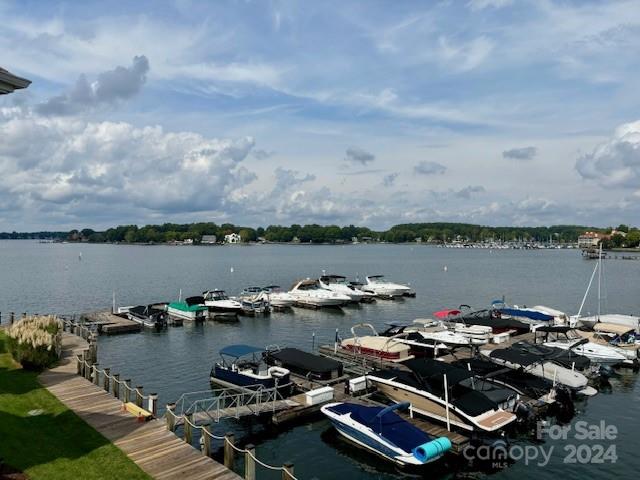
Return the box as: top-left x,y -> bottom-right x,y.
6,315 -> 63,370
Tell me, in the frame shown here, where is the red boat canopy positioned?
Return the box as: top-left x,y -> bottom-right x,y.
433,309 -> 461,319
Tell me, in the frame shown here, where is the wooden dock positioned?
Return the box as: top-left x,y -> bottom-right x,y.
39,333 -> 240,480
82,311 -> 142,335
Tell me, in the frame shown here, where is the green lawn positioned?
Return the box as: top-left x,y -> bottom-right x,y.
0,330 -> 150,480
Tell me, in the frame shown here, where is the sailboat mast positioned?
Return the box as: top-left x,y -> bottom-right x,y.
597,242 -> 602,321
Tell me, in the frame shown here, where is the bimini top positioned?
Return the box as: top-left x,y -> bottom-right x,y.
433,309 -> 462,319
220,344 -> 264,358
266,347 -> 341,374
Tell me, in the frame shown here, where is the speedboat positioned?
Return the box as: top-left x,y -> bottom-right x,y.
367,359 -> 518,432
210,344 -> 293,395
126,304 -> 168,329
263,346 -> 343,381
435,307 -> 531,335
203,289 -> 243,317
481,345 -> 597,395
577,314 -> 640,333
167,297 -> 208,322
318,275 -> 370,303
577,323 -> 639,365
492,300 -> 558,326
341,323 -> 413,361
533,325 -> 627,366
289,279 -> 351,307
347,281 -> 377,302
261,285 -> 296,308
238,287 -> 271,316
321,402 -> 452,466
362,275 -> 413,298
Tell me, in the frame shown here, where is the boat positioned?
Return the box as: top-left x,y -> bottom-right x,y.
127,304 -> 168,329
380,323 -> 450,357
263,346 -> 343,381
238,287 -> 271,316
210,344 -> 293,395
261,285 -> 296,309
434,307 -> 531,335
481,345 -> 597,395
203,289 -> 243,317
362,275 -> 413,298
318,274 -> 370,303
321,402 -> 452,466
347,281 -> 377,302
577,323 -> 640,365
367,359 -> 518,432
573,243 -> 640,332
533,325 -> 627,366
491,301 -> 558,326
384,320 -> 489,353
341,323 -> 413,361
289,279 -> 351,308
167,297 -> 208,321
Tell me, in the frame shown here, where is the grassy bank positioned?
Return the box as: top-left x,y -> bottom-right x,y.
0,330 -> 149,480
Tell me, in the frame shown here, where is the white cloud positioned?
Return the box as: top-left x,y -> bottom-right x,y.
467,0 -> 513,12
575,120 -> 640,189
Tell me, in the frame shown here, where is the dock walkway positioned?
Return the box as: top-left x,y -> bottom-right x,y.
39,333 -> 240,480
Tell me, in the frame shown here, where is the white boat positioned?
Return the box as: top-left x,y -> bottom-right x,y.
341,323 -> 413,362
573,243 -> 639,332
203,289 -> 243,317
411,319 -> 489,346
367,359 -> 518,432
533,325 -> 627,366
237,287 -> 271,316
362,275 -> 413,298
318,275 -> 370,302
289,279 -> 351,307
577,323 -> 640,364
167,300 -> 208,321
481,348 -> 596,395
261,285 -> 296,308
321,401 -> 451,466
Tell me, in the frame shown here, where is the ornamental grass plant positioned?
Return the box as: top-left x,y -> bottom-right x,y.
6,315 -> 63,370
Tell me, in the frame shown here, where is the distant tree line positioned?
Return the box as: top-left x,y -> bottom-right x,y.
2,222 -> 637,245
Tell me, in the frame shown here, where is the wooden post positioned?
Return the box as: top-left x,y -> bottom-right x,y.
123,379 -> 131,403
103,368 -> 110,392
10,312 -> 14,325
88,334 -> 98,363
135,386 -> 144,407
113,373 -> 120,399
224,432 -> 235,469
83,349 -> 91,379
92,364 -> 100,385
244,444 -> 256,480
282,462 -> 295,480
77,352 -> 83,376
148,393 -> 158,417
184,413 -> 193,445
202,425 -> 212,457
166,403 -> 176,432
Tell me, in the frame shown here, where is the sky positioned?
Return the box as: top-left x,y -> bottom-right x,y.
1,0 -> 640,231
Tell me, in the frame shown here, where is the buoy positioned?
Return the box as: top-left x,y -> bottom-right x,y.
443,265 -> 448,272
79,252 -> 82,261
230,267 -> 234,273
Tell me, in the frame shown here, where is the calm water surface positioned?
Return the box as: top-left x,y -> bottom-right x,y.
1,241 -> 638,479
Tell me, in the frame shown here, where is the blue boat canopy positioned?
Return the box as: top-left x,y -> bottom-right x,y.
220,344 -> 264,357
500,308 -> 553,322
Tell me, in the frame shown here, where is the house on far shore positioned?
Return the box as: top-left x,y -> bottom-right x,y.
201,235 -> 217,244
224,233 -> 241,244
578,231 -> 604,249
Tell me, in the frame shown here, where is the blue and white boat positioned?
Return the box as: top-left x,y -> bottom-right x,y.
210,344 -> 293,395
321,402 -> 452,466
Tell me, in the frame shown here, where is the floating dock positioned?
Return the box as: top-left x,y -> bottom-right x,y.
82,311 -> 142,335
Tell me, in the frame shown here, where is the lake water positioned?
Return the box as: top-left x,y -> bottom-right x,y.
1,241 -> 639,479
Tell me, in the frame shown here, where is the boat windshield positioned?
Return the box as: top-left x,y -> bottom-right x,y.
368,276 -> 386,284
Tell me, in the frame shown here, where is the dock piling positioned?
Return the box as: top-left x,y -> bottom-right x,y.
166,403 -> 176,432
123,379 -> 131,403
10,312 -> 14,324
224,432 -> 235,469
103,368 -> 110,392
113,373 -> 120,399
135,386 -> 144,407
77,352 -> 83,376
148,393 -> 158,417
282,462 -> 295,480
202,425 -> 212,457
184,413 -> 194,445
92,364 -> 100,385
244,444 -> 256,480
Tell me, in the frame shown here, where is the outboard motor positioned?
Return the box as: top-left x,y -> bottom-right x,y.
553,386 -> 575,423
514,401 -> 535,423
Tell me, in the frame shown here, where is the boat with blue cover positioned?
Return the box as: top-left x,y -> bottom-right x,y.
321,401 -> 452,466
210,344 -> 294,395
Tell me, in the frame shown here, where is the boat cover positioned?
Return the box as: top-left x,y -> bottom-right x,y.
326,403 -> 431,453
185,296 -> 204,306
220,344 -> 264,357
403,358 -> 475,385
499,308 -> 554,322
265,348 -> 342,375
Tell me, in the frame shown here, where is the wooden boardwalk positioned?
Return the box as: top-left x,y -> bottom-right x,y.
39,333 -> 241,480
